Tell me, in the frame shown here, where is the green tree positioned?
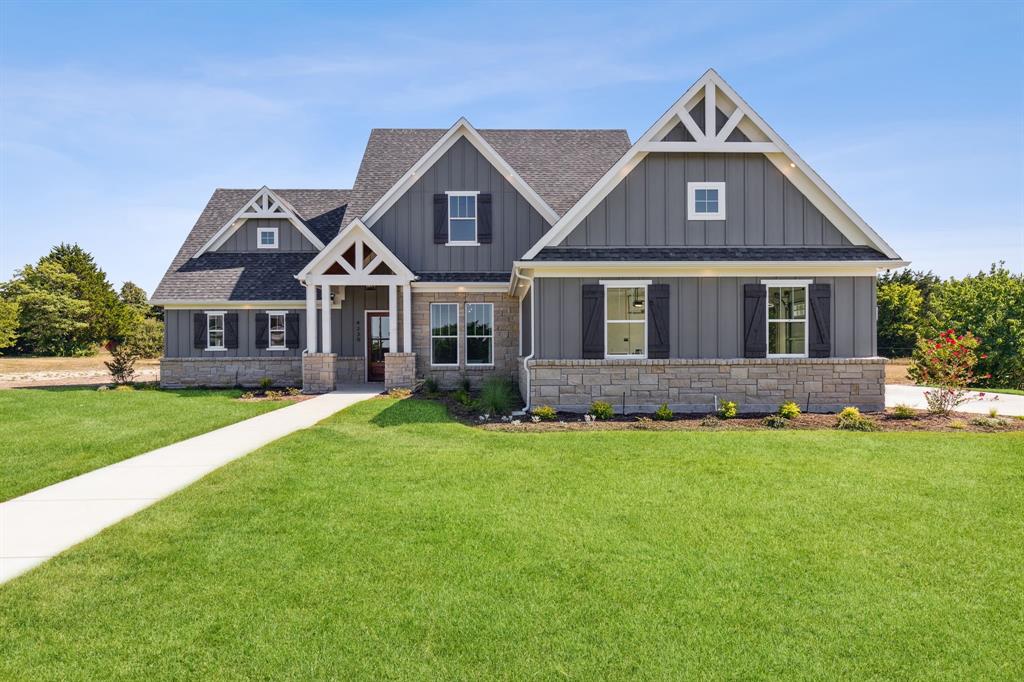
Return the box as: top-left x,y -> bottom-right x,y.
0,298 -> 19,354
877,281 -> 923,357
119,281 -> 150,309
878,268 -> 941,305
41,243 -> 121,345
0,262 -> 92,356
125,317 -> 164,358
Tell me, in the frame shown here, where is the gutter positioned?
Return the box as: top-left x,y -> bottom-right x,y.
518,272 -> 536,413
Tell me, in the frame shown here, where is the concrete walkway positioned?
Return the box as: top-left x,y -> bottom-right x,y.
886,384 -> 1024,416
0,387 -> 377,584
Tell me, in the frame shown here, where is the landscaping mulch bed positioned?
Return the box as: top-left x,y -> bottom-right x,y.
236,387 -> 312,404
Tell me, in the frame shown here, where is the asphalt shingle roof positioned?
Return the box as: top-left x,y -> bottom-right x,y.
531,246 -> 896,262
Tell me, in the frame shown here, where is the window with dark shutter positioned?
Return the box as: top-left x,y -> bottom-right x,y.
255,314 -> 269,348
808,283 -> 831,358
743,284 -> 767,358
581,284 -> 603,359
433,194 -> 447,244
224,313 -> 239,349
286,313 -> 301,349
477,193 -> 492,244
193,313 -> 205,349
647,284 -> 670,359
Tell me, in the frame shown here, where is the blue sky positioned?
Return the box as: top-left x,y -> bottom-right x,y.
1,1 -> 1021,294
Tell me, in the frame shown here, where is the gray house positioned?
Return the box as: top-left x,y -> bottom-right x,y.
153,69 -> 906,412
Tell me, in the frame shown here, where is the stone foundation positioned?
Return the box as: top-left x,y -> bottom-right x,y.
525,357 -> 886,413
302,353 -> 336,394
160,357 -> 303,388
384,352 -> 417,389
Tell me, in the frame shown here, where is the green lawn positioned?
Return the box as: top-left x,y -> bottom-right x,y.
0,387 -> 286,501
1,398 -> 1021,680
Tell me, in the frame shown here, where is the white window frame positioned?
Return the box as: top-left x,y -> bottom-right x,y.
762,279 -> 811,359
205,311 -> 226,351
465,302 -> 494,366
600,280 -> 651,360
256,226 -> 279,249
429,302 -> 459,367
687,181 -> 726,221
446,190 -> 479,246
267,310 -> 287,350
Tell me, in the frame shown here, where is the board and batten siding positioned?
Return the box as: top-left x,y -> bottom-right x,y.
564,153 -> 852,248
215,218 -> 317,252
534,276 -> 876,360
370,137 -> 552,273
520,289 -> 532,356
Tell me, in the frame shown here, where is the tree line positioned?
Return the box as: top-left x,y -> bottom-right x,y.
878,262 -> 1023,389
0,244 -> 163,358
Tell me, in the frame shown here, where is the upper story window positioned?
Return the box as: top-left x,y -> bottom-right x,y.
604,282 -> 648,359
268,312 -> 287,350
206,312 -> 226,351
765,282 -> 808,358
447,191 -> 478,245
257,226 -> 279,249
687,181 -> 726,220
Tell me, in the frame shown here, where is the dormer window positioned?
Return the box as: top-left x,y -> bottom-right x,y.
447,191 -> 478,245
257,226 -> 279,249
687,182 -> 726,220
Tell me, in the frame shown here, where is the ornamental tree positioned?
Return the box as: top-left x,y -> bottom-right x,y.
908,329 -> 988,414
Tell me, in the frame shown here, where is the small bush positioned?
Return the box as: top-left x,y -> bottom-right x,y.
479,378 -> 515,415
387,387 -> 413,399
532,405 -> 557,421
718,400 -> 738,419
421,376 -> 439,394
104,344 -> 140,385
635,416 -> 653,429
988,407 -> 999,418
890,404 -> 917,420
590,400 -> 614,420
969,416 -> 1007,429
700,415 -> 720,428
124,317 -> 164,358
948,419 -> 966,430
240,391 -> 256,400
653,403 -> 674,421
453,389 -> 474,407
762,414 -> 788,429
286,386 -> 301,396
835,406 -> 877,432
778,401 -> 801,420
264,390 -> 282,400
458,375 -> 472,394
258,377 -> 273,391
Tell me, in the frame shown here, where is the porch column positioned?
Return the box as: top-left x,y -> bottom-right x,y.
402,283 -> 412,353
305,283 -> 317,353
321,284 -> 332,353
388,283 -> 398,351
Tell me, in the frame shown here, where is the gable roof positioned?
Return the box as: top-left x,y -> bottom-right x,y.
523,69 -> 902,260
193,186 -> 329,257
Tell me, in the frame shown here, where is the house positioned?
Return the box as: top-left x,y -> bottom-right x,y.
152,69 -> 906,413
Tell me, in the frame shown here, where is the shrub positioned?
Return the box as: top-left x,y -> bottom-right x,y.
988,407 -> 999,418
589,400 -> 614,420
635,416 -> 653,429
240,391 -> 255,400
699,415 -> 720,428
286,386 -> 302,396
890,404 -> 917,420
948,419 -> 966,430
835,407 -> 877,432
458,375 -> 472,393
532,405 -> 557,421
718,400 -> 738,419
479,378 -> 515,415
653,403 -> 674,421
124,317 -> 163,358
453,389 -> 474,408
421,376 -> 439,394
104,343 -> 139,384
386,387 -> 412,399
761,414 -> 787,429
908,329 -> 985,414
258,377 -> 273,391
778,401 -> 801,420
969,416 -> 1007,429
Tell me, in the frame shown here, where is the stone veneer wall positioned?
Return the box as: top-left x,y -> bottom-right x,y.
335,356 -> 364,385
411,291 -> 519,390
384,353 -> 417,389
161,357 -> 303,388
302,353 -> 336,394
525,358 -> 886,413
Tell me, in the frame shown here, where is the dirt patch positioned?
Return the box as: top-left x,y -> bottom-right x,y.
0,351 -> 161,389
885,358 -> 913,384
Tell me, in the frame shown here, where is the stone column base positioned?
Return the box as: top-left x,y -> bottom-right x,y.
302,353 -> 336,393
384,352 -> 416,390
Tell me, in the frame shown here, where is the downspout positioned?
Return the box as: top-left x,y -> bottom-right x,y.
519,273 -> 536,412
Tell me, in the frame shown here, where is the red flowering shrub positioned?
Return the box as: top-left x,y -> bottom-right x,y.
908,330 -> 989,414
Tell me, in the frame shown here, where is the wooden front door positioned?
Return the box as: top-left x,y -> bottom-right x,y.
366,312 -> 390,382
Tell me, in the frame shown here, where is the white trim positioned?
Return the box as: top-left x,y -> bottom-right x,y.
364,309 -> 390,382
465,302 -> 494,367
156,300 -> 307,309
296,218 -> 415,283
445,190 -> 480,246
267,310 -> 287,350
516,260 -> 907,278
409,282 -> 506,293
205,311 -> 226,352
637,141 -> 779,153
764,282 -> 809,359
602,282 -> 648,360
193,187 -> 325,257
256,227 -> 279,249
687,181 -> 726,221
429,302 -> 460,367
598,279 -> 653,287
521,69 -> 902,260
402,284 -> 412,353
760,278 -> 813,287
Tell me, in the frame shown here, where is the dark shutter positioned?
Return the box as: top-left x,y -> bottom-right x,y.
255,313 -> 269,348
477,193 -> 492,244
808,283 -> 831,358
582,284 -> 604,359
225,313 -> 239,349
193,313 -> 205,349
647,284 -> 670,359
743,284 -> 767,358
286,313 -> 301,349
433,194 -> 447,244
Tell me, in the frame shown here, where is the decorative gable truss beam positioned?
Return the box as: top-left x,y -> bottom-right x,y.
193,186 -> 326,258
296,218 -> 414,286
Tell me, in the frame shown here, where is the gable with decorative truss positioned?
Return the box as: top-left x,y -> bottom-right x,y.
297,219 -> 414,285
194,187 -> 326,257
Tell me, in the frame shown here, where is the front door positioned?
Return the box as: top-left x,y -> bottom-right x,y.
366,312 -> 390,382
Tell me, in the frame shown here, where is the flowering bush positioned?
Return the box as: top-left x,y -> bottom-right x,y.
589,400 -> 614,420
908,329 -> 988,414
718,400 -> 738,419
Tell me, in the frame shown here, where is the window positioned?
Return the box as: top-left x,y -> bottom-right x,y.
206,312 -> 225,350
466,303 -> 493,365
257,227 -> 278,249
447,191 -> 478,244
765,282 -> 808,357
687,182 -> 726,220
268,312 -> 286,350
604,283 -> 647,358
430,303 -> 458,365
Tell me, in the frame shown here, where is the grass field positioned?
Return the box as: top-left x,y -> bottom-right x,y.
1,397 -> 1021,679
0,387 -> 286,501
